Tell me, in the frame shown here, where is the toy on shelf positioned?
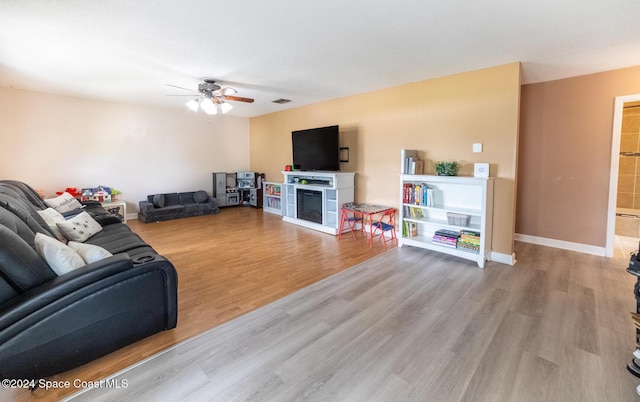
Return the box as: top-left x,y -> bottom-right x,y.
55,187 -> 80,198
81,185 -> 112,203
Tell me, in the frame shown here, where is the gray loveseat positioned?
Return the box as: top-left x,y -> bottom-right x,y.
138,190 -> 219,223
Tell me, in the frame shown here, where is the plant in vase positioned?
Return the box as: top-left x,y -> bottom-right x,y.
434,161 -> 460,176
110,188 -> 122,201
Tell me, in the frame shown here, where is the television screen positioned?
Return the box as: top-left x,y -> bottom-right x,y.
292,125 -> 340,171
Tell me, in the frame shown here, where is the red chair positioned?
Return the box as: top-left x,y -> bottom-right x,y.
340,208 -> 364,240
371,208 -> 397,248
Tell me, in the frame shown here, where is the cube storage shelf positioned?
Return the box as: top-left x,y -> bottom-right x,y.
399,174 -> 494,268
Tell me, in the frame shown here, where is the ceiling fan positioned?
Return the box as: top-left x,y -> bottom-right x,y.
167,78 -> 254,115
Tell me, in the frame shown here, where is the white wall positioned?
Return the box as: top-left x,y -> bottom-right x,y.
0,87 -> 249,215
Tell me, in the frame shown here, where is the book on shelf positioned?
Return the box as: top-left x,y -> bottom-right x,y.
410,159 -> 423,175
409,206 -> 423,219
432,239 -> 458,248
434,229 -> 460,238
403,183 -> 414,204
457,242 -> 480,253
433,228 -> 459,248
402,183 -> 434,206
401,149 -> 421,174
459,229 -> 480,246
403,221 -> 418,237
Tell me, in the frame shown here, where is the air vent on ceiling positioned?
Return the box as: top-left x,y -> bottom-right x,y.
272,98 -> 291,104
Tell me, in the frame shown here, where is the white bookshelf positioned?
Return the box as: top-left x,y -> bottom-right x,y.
263,182 -> 282,215
399,173 -> 494,268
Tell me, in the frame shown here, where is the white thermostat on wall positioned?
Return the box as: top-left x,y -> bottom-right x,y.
474,163 -> 489,178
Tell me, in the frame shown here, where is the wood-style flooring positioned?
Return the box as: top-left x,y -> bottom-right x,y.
62,237 -> 640,401
4,208 -> 640,400
2,207 -> 390,402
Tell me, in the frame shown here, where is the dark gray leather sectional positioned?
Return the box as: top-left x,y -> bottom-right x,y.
0,180 -> 178,380
138,190 -> 219,223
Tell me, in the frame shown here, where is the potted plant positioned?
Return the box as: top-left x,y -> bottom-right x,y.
434,161 -> 460,176
110,188 -> 122,201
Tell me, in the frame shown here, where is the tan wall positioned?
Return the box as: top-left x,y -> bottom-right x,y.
0,87 -> 250,212
250,63 -> 521,256
517,66 -> 640,247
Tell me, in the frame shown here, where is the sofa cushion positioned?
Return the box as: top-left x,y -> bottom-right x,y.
184,203 -> 213,215
164,193 -> 180,206
85,224 -> 151,254
34,233 -> 85,276
44,192 -> 83,214
0,225 -> 56,291
152,194 -> 165,208
56,212 -> 103,242
0,180 -> 48,210
144,204 -> 184,219
67,241 -> 113,264
0,206 -> 39,246
0,192 -> 52,237
0,277 -> 18,306
178,192 -> 195,205
194,190 -> 208,203
37,208 -> 68,242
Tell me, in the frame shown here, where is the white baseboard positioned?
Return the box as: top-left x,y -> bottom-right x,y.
514,233 -> 606,256
126,213 -> 137,221
489,251 -> 517,265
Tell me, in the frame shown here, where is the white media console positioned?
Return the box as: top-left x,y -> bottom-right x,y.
281,171 -> 355,235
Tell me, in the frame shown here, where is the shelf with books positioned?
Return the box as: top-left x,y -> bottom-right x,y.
263,182 -> 283,215
399,172 -> 494,268
402,203 -> 482,218
402,204 -> 482,231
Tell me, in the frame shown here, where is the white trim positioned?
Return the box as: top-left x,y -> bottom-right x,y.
606,94 -> 640,257
126,213 -> 137,221
489,251 -> 517,265
515,233 -> 606,256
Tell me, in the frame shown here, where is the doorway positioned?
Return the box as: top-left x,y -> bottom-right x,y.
607,94 -> 640,257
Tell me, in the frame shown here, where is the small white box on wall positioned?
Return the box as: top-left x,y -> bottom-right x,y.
474,163 -> 489,178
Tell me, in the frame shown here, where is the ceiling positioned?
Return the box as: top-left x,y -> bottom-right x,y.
1,1 -> 640,118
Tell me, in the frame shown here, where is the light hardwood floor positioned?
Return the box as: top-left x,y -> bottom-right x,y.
3,208 -> 640,401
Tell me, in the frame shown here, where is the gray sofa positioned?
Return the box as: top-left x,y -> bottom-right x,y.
138,190 -> 219,223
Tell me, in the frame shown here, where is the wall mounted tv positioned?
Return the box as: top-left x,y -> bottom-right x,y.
292,125 -> 340,171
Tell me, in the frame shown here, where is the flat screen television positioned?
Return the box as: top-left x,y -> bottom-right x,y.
292,125 -> 340,171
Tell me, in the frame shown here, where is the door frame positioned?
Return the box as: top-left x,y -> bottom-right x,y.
606,93 -> 640,257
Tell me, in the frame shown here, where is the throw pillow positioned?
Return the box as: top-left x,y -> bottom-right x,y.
67,241 -> 113,264
37,207 -> 68,242
44,192 -> 83,214
34,233 -> 85,276
153,194 -> 165,208
56,211 -> 103,242
194,190 -> 209,203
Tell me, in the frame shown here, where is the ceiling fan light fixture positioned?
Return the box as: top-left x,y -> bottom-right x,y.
171,79 -> 253,115
200,98 -> 217,115
220,101 -> 233,114
186,99 -> 199,112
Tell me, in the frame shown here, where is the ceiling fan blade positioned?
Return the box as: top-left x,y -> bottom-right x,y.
166,83 -> 194,92
223,95 -> 254,103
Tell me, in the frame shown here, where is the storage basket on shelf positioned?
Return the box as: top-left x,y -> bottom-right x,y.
447,212 -> 470,226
